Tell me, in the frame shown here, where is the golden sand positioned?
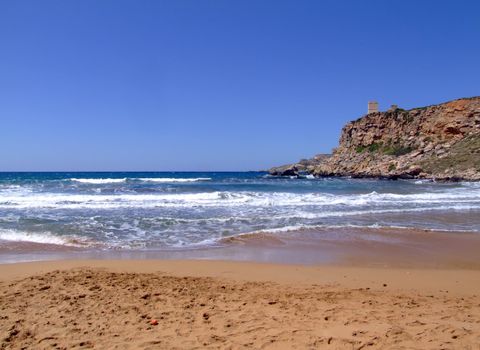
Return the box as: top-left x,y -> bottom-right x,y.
1,260 -> 480,349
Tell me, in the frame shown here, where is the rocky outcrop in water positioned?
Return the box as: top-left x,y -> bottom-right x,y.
268,154 -> 331,177
269,97 -> 480,180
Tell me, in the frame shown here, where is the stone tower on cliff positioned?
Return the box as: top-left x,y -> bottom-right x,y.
368,101 -> 379,114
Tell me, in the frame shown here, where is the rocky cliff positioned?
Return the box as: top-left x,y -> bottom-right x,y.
270,96 -> 480,181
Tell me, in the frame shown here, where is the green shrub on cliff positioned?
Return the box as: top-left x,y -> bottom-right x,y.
355,145 -> 366,153
368,142 -> 382,152
383,144 -> 414,156
356,142 -> 383,153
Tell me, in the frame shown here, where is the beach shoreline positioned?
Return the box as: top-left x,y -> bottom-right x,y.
3,226 -> 480,349
2,226 -> 480,268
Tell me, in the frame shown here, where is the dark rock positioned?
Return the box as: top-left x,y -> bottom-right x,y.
268,164 -> 298,177
268,154 -> 331,177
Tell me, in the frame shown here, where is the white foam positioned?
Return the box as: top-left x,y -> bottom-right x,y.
415,180 -> 427,184
0,188 -> 480,210
136,177 -> 212,183
237,223 -> 478,238
0,229 -> 76,246
70,178 -> 127,184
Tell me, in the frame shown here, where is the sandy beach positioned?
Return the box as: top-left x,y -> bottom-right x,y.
2,0 -> 479,348
1,259 -> 480,350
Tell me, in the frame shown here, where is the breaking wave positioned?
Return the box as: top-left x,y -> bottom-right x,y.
70,178 -> 127,184
1,172 -> 479,251
136,177 -> 212,183
0,189 -> 479,210
68,177 -> 212,184
0,229 -> 89,247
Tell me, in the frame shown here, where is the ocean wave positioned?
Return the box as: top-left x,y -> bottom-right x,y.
68,177 -> 212,184
136,177 -> 212,183
2,174 -> 479,252
70,178 -> 127,184
237,223 -> 478,235
0,229 -> 89,247
0,189 -> 480,209
220,223 -> 479,245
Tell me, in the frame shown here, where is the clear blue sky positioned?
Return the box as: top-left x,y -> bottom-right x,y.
1,0 -> 479,171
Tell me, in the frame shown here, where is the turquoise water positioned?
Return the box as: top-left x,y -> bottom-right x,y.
0,172 -> 479,250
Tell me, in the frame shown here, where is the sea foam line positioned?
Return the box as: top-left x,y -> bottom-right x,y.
70,178 -> 127,184
68,177 -> 212,184
0,190 -> 480,209
237,223 -> 479,235
0,229 -> 89,247
217,223 -> 480,246
135,177 -> 212,183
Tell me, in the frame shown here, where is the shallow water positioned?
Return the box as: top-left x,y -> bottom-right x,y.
0,172 -> 479,251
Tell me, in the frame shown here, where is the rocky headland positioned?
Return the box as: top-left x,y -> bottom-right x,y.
269,96 -> 480,181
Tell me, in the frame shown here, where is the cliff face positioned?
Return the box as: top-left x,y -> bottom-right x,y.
270,97 -> 480,180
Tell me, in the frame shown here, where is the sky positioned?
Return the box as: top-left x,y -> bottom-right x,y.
0,0 -> 479,171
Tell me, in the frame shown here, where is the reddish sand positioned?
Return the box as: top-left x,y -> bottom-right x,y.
1,260 -> 480,349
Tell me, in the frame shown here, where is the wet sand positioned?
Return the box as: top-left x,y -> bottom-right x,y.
1,228 -> 480,349
2,226 -> 480,268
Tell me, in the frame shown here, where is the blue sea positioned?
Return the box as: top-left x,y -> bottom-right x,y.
0,172 -> 479,252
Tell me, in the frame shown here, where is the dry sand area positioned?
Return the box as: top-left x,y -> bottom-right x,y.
1,260 -> 480,349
